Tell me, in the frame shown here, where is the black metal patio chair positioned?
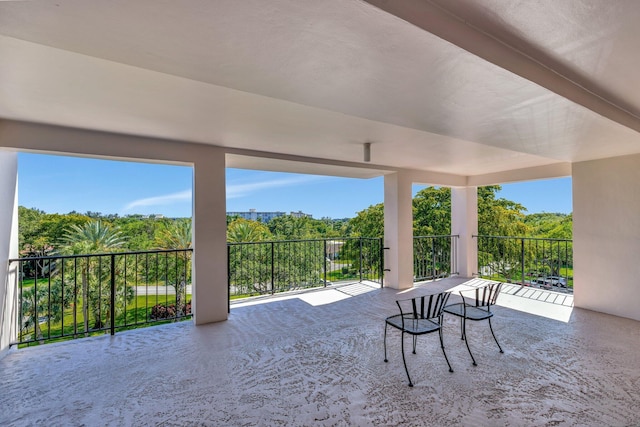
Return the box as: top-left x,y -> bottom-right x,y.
383,291 -> 453,387
443,282 -> 504,366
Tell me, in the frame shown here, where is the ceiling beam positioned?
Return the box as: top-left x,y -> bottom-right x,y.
364,0 -> 640,134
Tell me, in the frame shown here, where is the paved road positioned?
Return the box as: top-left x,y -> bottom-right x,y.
133,285 -> 192,295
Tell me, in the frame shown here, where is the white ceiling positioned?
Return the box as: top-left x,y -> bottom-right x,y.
1,0 -> 640,180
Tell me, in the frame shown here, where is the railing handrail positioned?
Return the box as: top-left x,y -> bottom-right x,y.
412,234 -> 459,282
9,248 -> 193,263
9,247 -> 194,347
12,235 -> 461,260
473,234 -> 571,243
475,234 -> 573,294
226,236 -> 381,247
9,235 -> 463,347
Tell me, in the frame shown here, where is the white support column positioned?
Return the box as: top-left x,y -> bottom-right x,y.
192,148 -> 228,324
384,172 -> 413,289
451,186 -> 478,278
0,150 -> 19,352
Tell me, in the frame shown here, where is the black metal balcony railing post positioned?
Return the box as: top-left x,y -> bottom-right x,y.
17,263 -> 23,344
475,235 -> 573,292
412,235 -> 458,282
382,246 -> 390,288
73,257 -> 78,338
323,239 -> 327,287
110,254 -> 116,336
431,238 -> 436,279
520,238 -> 525,288
270,241 -> 275,295
227,244 -> 231,314
226,237 -> 385,297
47,266 -> 52,341
9,248 -> 193,348
359,237 -> 363,283
451,235 -> 459,275
11,237 -> 397,348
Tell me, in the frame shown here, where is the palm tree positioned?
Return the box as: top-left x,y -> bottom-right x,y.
62,220 -> 126,254
154,219 -> 192,315
227,219 -> 274,295
227,218 -> 271,242
155,219 -> 191,249
59,220 -> 126,333
20,280 -> 69,343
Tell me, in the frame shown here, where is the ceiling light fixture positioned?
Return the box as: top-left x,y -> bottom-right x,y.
363,142 -> 371,162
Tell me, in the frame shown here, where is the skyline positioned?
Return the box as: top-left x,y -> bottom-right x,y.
17,153 -> 572,219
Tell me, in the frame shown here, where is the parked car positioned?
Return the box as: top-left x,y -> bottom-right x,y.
532,276 -> 567,288
546,276 -> 568,287
532,279 -> 553,289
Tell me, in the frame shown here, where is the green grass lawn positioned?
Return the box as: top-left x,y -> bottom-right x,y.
18,293 -> 192,347
326,270 -> 359,281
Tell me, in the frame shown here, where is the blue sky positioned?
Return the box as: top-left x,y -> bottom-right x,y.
17,153 -> 572,218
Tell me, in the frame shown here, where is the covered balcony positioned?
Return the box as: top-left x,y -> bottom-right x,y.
1,277 -> 637,425
1,0 -> 640,424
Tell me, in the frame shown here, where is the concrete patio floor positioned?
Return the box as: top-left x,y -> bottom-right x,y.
1,277 -> 639,426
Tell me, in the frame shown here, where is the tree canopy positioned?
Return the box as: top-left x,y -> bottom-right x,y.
18,186 -> 571,251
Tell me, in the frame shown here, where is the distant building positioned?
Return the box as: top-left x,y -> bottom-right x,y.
289,210 -> 312,218
141,214 -> 165,219
227,208 -> 312,222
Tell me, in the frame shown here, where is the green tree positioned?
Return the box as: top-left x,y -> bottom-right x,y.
350,203 -> 384,237
115,216 -> 160,250
18,207 -> 90,253
324,217 -> 352,237
154,219 -> 193,314
525,213 -> 572,239
18,206 -> 46,251
477,185 -> 529,236
413,187 -> 451,236
227,218 -> 272,242
476,186 -> 530,280
268,215 -> 317,240
38,212 -> 92,249
155,218 -> 192,249
546,214 -> 572,239
227,219 -> 272,295
19,280 -> 70,342
59,220 -> 128,331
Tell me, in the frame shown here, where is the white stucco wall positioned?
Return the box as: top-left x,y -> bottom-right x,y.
0,121 -> 229,333
573,154 -> 640,321
0,150 -> 19,352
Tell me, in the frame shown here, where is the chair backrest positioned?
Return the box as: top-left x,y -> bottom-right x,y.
396,291 -> 452,320
466,282 -> 503,308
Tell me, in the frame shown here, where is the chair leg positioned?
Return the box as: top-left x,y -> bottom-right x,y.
462,317 -> 478,366
400,332 -> 413,387
459,317 -> 464,340
412,335 -> 417,354
384,323 -> 389,362
488,317 -> 504,353
438,325 -> 454,373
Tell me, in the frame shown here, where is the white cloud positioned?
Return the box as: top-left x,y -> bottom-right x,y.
227,176 -> 324,199
123,175 -> 325,211
123,189 -> 192,211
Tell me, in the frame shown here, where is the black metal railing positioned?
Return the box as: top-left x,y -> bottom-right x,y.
413,235 -> 459,282
475,235 -> 573,292
8,249 -> 193,347
227,237 -> 384,298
